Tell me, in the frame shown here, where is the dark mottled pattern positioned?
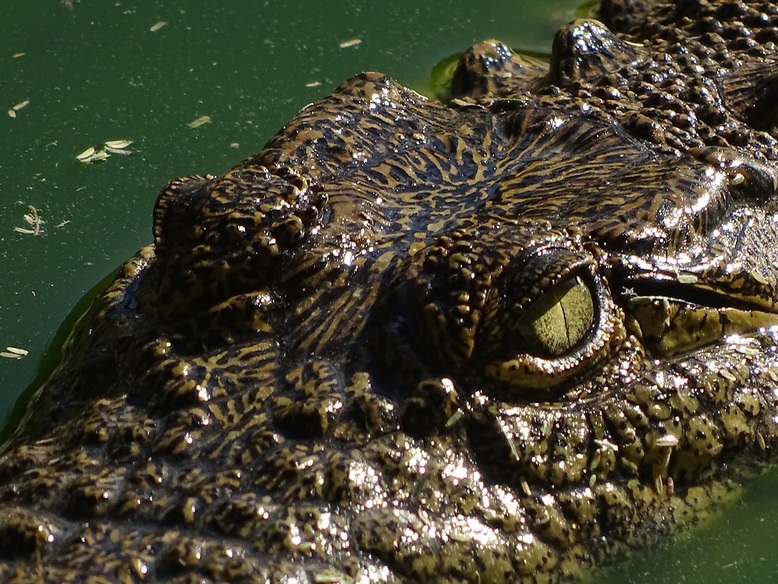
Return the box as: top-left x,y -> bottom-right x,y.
3,0 -> 778,582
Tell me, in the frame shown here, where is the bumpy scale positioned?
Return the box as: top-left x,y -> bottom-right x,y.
3,0 -> 778,582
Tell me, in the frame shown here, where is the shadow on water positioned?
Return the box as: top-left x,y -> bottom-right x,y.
596,466 -> 778,584
0,267 -> 119,447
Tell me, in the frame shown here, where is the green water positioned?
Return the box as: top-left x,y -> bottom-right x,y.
1,1 -> 776,582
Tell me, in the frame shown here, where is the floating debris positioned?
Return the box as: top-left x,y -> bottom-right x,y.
150,21 -> 167,32
104,139 -> 132,149
188,115 -> 211,129
3,346 -> 28,357
339,38 -> 362,49
7,100 -> 29,118
76,146 -> 96,160
88,150 -> 112,162
104,139 -> 134,154
77,147 -> 109,163
14,205 -> 43,236
0,346 -> 29,359
77,140 -> 133,163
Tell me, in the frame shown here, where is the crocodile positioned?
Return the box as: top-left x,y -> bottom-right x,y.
3,0 -> 778,582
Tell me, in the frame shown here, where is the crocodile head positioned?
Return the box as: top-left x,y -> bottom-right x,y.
3,0 -> 778,582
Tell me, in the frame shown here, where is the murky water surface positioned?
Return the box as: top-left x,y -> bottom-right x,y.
1,1 -> 776,582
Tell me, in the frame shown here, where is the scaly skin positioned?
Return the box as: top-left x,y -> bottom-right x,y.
3,0 -> 778,582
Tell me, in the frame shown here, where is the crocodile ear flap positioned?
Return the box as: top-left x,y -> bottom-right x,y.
720,61 -> 778,136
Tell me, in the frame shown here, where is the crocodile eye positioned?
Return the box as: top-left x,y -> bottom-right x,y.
484,265 -> 625,391
516,276 -> 594,357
